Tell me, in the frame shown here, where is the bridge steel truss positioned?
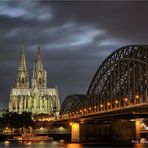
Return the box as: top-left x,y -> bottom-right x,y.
86,45 -> 148,113
60,95 -> 85,116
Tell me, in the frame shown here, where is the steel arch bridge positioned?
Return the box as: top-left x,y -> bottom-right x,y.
60,94 -> 85,116
86,45 -> 148,112
59,45 -> 148,120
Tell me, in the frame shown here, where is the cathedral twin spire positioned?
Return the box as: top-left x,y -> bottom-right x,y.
35,45 -> 43,70
19,47 -> 27,71
16,44 -> 47,89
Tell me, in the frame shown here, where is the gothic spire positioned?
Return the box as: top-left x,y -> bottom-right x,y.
18,46 -> 27,71
35,43 -> 43,70
16,46 -> 29,88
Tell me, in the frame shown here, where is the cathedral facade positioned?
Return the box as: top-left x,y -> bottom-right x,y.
9,46 -> 60,116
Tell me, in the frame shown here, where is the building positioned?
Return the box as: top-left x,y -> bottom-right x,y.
9,45 -> 60,116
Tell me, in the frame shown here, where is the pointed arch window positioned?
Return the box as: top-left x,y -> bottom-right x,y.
22,77 -> 24,84
39,77 -> 42,84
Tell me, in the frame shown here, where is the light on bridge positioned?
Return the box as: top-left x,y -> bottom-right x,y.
115,100 -> 118,104
124,98 -> 128,102
100,104 -> 103,108
84,108 -> 87,112
107,102 -> 110,106
69,122 -> 73,126
135,95 -> 140,99
94,106 -> 97,109
89,107 -> 91,110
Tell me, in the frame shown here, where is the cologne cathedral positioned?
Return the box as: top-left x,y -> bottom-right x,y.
9,45 -> 60,116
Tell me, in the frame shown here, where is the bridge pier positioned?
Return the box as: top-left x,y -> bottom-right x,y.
135,120 -> 141,141
69,120 -> 141,142
79,123 -> 111,142
71,123 -> 80,142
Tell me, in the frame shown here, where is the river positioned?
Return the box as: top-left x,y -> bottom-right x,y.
0,140 -> 148,148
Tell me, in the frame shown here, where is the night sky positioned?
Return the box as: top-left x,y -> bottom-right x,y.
0,1 -> 148,109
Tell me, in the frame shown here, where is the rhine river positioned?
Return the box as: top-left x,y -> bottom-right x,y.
0,140 -> 148,148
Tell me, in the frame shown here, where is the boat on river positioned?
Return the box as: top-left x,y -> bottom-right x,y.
12,132 -> 50,141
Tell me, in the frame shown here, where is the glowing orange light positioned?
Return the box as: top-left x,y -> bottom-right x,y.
115,100 -> 118,104
135,95 -> 140,99
107,102 -> 110,106
125,98 -> 128,102
94,106 -> 97,109
89,107 -> 91,110
69,122 -> 73,126
100,104 -> 103,107
84,109 -> 87,112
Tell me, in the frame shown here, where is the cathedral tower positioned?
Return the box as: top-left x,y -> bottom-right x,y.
9,44 -> 60,116
16,47 -> 29,88
32,45 -> 47,88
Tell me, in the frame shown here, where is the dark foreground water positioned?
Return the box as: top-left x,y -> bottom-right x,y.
0,140 -> 148,148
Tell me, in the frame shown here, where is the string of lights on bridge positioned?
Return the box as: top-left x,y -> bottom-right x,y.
60,95 -> 141,119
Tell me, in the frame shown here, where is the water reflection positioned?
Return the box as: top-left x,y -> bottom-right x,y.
134,143 -> 145,148
4,140 -> 10,146
67,143 -> 82,148
1,140 -> 148,148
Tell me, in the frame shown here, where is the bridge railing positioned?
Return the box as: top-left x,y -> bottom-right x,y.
59,101 -> 148,120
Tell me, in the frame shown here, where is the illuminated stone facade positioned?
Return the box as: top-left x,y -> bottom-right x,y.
9,46 -> 60,116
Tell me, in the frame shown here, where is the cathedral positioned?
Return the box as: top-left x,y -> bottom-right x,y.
9,45 -> 60,116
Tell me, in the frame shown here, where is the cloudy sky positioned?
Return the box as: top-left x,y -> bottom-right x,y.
0,1 -> 148,108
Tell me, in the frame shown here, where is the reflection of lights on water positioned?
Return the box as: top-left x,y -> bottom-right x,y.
26,142 -> 32,145
4,141 -> 10,146
50,141 -> 59,146
51,141 -> 58,144
59,139 -> 65,143
59,126 -> 64,130
134,143 -> 145,148
67,144 -> 82,148
39,141 -> 44,144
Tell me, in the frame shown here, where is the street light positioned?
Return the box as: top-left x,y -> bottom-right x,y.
135,95 -> 140,99
115,100 -> 118,104
124,98 -> 128,102
84,108 -> 87,112
69,122 -> 73,126
107,102 -> 110,106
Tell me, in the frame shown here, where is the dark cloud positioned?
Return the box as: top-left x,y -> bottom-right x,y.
0,1 -> 148,109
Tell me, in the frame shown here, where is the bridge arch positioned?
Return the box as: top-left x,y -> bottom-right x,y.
60,94 -> 86,116
87,45 -> 148,111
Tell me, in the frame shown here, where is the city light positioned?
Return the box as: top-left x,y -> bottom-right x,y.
107,102 -> 110,106
124,98 -> 128,102
100,104 -> 103,107
69,122 -> 73,126
40,127 -> 43,130
135,95 -> 140,99
115,100 -> 118,104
